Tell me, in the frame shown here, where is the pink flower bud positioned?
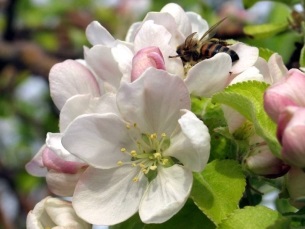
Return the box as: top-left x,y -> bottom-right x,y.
42,147 -> 86,174
286,167 -> 305,208
244,140 -> 289,178
264,69 -> 305,122
278,107 -> 305,168
131,46 -> 165,81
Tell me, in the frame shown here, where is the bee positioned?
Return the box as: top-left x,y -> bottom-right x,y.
169,17 -> 239,67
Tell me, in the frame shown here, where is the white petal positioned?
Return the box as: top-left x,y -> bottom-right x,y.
161,3 -> 191,37
25,145 -> 48,177
230,66 -> 264,85
86,21 -> 116,46
111,43 -> 133,82
62,114 -> 133,168
222,105 -> 246,133
133,20 -> 172,55
186,12 -> 209,38
268,53 -> 288,84
49,60 -> 100,110
27,197 -> 55,229
139,165 -> 192,223
125,22 -> 142,42
85,45 -> 122,89
185,53 -> 232,97
46,170 -> 83,197
230,43 -> 259,74
73,166 -> 148,225
143,12 -> 184,46
44,197 -> 91,228
117,68 -> 190,135
46,133 -> 81,162
254,57 -> 271,84
164,110 -> 210,172
59,93 -> 118,132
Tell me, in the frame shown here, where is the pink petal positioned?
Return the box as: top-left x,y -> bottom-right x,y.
42,148 -> 85,174
131,46 -> 165,81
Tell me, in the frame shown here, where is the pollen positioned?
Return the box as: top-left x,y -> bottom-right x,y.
117,161 -> 123,166
133,177 -> 139,182
121,148 -> 126,152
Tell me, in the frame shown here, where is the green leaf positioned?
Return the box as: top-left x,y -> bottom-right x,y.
111,213 -> 144,229
242,0 -> 300,9
211,81 -> 281,156
259,47 -> 275,61
243,22 -> 289,39
110,200 -> 215,229
217,206 -> 284,229
299,44 -> 305,67
145,200 -> 215,229
191,160 -> 246,225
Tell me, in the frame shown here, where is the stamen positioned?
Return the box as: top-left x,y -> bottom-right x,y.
117,161 -> 123,166
154,152 -> 162,159
130,150 -> 137,157
121,148 -> 126,152
150,165 -> 157,170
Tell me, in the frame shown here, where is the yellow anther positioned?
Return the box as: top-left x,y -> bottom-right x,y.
150,133 -> 157,139
133,123 -> 137,127
149,155 -> 154,160
117,161 -> 123,166
121,148 -> 126,152
133,177 -> 139,182
162,158 -> 169,165
150,165 -> 157,170
142,168 -> 148,174
139,163 -> 145,168
154,152 -> 162,159
161,133 -> 166,138
132,162 -> 137,167
126,124 -> 131,129
130,150 -> 137,157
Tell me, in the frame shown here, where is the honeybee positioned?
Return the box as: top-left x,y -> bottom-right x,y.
169,17 -> 239,66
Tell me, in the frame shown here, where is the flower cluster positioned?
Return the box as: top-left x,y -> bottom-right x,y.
264,69 -> 305,208
26,2 -> 304,227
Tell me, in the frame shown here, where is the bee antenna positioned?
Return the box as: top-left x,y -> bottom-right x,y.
169,54 -> 180,58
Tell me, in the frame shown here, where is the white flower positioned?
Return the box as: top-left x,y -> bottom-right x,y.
86,3 -> 259,97
61,68 -> 211,225
26,196 -> 91,229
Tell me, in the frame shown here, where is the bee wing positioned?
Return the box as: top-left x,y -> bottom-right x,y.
199,17 -> 227,42
184,32 -> 198,48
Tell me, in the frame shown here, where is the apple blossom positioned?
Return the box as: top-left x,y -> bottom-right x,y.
131,46 -> 165,81
244,136 -> 289,178
85,3 -> 258,97
277,106 -> 305,169
61,68 -> 211,225
264,68 -> 305,122
26,196 -> 91,229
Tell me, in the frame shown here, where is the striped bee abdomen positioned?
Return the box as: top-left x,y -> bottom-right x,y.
201,42 -> 239,62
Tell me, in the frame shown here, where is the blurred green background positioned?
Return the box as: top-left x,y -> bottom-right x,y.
0,0 -> 303,228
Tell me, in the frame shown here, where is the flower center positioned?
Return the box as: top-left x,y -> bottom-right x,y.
117,123 -> 172,182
